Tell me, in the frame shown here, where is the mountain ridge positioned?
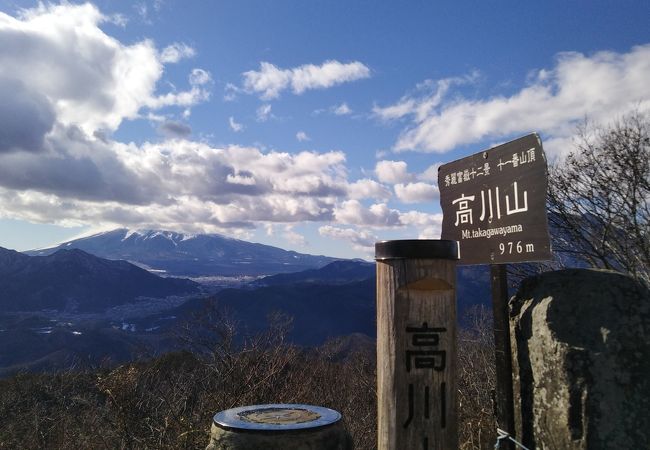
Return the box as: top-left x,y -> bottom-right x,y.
26,228 -> 340,277
0,247 -> 199,312
253,259 -> 375,287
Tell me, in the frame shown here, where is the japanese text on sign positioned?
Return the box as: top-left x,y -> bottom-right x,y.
402,322 -> 448,449
439,134 -> 552,265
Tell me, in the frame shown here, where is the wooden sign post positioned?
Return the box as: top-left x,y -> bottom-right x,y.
438,133 -> 552,447
376,240 -> 459,450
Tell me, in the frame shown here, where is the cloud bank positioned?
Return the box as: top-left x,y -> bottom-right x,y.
0,3 -> 211,140
8,3 -> 645,254
1,3 -> 391,236
377,45 -> 650,156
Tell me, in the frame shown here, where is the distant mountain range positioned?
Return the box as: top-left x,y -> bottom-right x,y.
27,229 -> 339,277
170,260 -> 492,346
0,247 -> 199,312
252,259 -> 375,287
2,229 -> 496,376
176,277 -> 376,347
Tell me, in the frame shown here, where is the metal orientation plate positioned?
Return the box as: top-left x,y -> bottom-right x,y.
213,403 -> 341,431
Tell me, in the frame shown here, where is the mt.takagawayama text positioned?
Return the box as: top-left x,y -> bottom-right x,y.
439,134 -> 552,265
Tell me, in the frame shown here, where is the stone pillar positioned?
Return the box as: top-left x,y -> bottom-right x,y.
509,269 -> 650,449
206,404 -> 351,450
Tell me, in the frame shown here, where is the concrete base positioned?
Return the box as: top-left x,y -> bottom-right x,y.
206,421 -> 352,450
206,404 -> 352,450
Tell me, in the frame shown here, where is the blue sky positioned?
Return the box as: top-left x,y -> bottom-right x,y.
0,0 -> 649,258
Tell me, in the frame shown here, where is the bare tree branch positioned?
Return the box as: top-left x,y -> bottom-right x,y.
547,111 -> 650,285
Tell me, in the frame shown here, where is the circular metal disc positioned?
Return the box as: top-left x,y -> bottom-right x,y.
213,404 -> 341,431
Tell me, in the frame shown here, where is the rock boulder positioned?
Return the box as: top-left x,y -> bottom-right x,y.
509,269 -> 650,449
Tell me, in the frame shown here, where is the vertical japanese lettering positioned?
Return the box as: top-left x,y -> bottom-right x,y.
405,323 -> 447,372
452,195 -> 475,226
424,385 -> 430,419
505,181 -> 528,215
402,323 -> 448,437
440,382 -> 447,429
479,187 -> 502,222
403,383 -> 414,429
527,147 -> 536,162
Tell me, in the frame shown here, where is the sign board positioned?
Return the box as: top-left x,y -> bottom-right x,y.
438,133 -> 552,265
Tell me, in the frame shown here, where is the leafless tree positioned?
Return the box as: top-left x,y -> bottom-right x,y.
0,302 -> 503,449
458,305 -> 497,450
548,111 -> 650,285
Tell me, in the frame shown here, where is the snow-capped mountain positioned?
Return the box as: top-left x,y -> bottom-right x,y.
27,229 -> 339,277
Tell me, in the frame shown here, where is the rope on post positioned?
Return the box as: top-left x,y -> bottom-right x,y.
494,428 -> 530,450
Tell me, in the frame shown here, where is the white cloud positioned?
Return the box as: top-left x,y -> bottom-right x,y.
319,225 -> 376,251
375,149 -> 389,159
373,74 -> 476,122
418,225 -> 442,239
399,210 -> 442,227
108,13 -> 128,27
229,116 -> 244,132
145,83 -> 211,109
375,160 -> 412,184
334,200 -> 401,227
282,225 -> 307,246
264,223 -> 275,236
134,1 -> 150,22
242,60 -> 371,100
160,42 -> 196,63
418,163 -> 443,182
189,68 -> 212,86
331,200 -> 443,239
333,102 -> 352,115
399,211 -> 443,239
394,182 -> 439,203
379,45 -> 650,155
296,131 -> 310,142
374,99 -> 416,122
0,3 -> 211,138
133,0 -> 164,24
147,68 -> 212,110
0,137 -> 353,232
0,2 -> 382,237
257,104 -> 272,122
223,83 -> 240,102
347,179 -> 391,201
0,2 -> 451,240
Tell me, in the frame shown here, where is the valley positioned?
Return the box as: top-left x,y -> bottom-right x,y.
0,229 -> 491,377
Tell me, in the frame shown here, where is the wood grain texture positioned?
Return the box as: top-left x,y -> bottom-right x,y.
377,259 -> 458,450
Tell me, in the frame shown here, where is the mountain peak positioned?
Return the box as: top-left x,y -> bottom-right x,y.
0,246 -> 30,271
113,228 -> 233,245
0,249 -> 199,312
49,247 -> 104,264
25,228 -> 338,277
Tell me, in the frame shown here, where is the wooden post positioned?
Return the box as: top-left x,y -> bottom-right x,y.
491,264 -> 515,449
376,240 -> 459,450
